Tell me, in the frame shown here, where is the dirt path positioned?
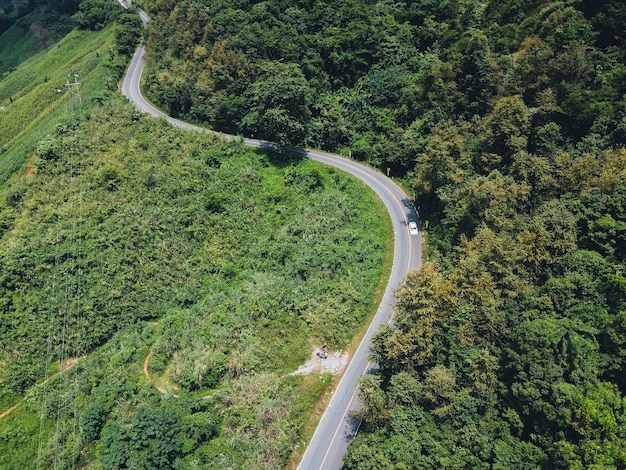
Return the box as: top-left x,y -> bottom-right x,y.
40,357 -> 79,386
142,352 -> 179,397
0,357 -> 80,421
0,403 -> 21,420
143,353 -> 151,381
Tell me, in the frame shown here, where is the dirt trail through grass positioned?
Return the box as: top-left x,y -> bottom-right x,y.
143,352 -> 151,381
0,358 -> 80,421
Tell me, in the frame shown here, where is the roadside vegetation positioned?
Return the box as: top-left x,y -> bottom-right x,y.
0,2 -> 390,468
3,0 -> 626,468
135,0 -> 626,466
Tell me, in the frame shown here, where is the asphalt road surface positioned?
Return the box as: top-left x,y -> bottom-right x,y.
121,13 -> 422,469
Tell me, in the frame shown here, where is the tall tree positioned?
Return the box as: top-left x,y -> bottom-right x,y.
241,61 -> 311,145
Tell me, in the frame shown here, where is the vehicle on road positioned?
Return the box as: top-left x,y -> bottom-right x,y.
409,221 -> 418,236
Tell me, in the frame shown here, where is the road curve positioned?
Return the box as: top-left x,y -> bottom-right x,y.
121,12 -> 422,469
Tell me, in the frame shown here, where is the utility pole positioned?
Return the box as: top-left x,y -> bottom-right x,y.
65,72 -> 82,115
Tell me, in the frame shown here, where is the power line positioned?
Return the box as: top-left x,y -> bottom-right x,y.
65,73 -> 82,115
37,222 -> 61,470
38,75 -> 85,468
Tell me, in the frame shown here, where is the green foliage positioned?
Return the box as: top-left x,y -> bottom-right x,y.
0,24 -> 128,184
241,61 -> 311,145
358,374 -> 389,426
0,1 -> 79,61
73,0 -> 118,31
0,85 -> 389,467
128,406 -> 182,469
140,0 -> 626,174
134,1 -> 626,468
115,12 -> 143,57
3,0 -> 626,468
99,421 -> 131,469
0,20 -> 39,74
82,401 -> 108,442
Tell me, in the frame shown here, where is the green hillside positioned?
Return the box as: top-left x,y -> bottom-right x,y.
0,25 -> 122,183
0,0 -> 140,184
139,0 -> 625,466
0,8 -> 391,469
0,21 -> 39,74
3,0 -> 626,468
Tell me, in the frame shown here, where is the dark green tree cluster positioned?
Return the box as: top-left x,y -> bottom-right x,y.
328,2 -> 626,468
0,0 -> 80,53
141,0 -> 625,169
0,0 -> 81,35
73,0 -> 142,56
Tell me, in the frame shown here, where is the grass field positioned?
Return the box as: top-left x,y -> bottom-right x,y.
0,24 -> 119,184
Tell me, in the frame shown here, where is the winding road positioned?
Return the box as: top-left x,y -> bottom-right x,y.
121,9 -> 422,469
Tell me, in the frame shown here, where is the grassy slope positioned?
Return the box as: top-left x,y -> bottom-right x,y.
0,25 -> 117,184
0,26 -> 121,468
0,22 -> 394,470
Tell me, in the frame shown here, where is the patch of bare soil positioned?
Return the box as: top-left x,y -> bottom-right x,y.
142,352 -> 179,396
143,352 -> 151,381
291,347 -> 350,376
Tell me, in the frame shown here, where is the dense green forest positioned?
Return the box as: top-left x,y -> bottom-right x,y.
2,0 -> 626,468
0,2 -> 391,468
140,0 -> 625,467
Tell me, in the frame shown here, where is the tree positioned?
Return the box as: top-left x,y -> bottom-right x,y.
514,36 -> 554,95
241,61 -> 311,145
423,365 -> 458,410
115,12 -> 142,57
600,310 -> 626,392
440,170 -> 528,235
456,31 -> 500,116
359,374 -> 389,426
538,5 -> 595,51
82,401 -> 108,442
503,317 -> 600,428
588,215 -> 626,261
99,422 -> 130,469
309,91 -> 352,150
381,263 -> 455,372
413,120 -> 474,214
481,95 -> 531,166
462,347 -> 498,392
73,0 -> 113,31
517,199 -> 578,278
128,406 -> 182,470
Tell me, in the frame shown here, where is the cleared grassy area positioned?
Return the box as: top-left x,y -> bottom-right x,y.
0,25 -> 118,184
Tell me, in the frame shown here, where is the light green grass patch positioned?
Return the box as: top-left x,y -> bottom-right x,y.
0,25 -> 118,183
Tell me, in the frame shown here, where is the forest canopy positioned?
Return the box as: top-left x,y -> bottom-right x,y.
141,0 -> 626,467
1,0 -> 626,468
